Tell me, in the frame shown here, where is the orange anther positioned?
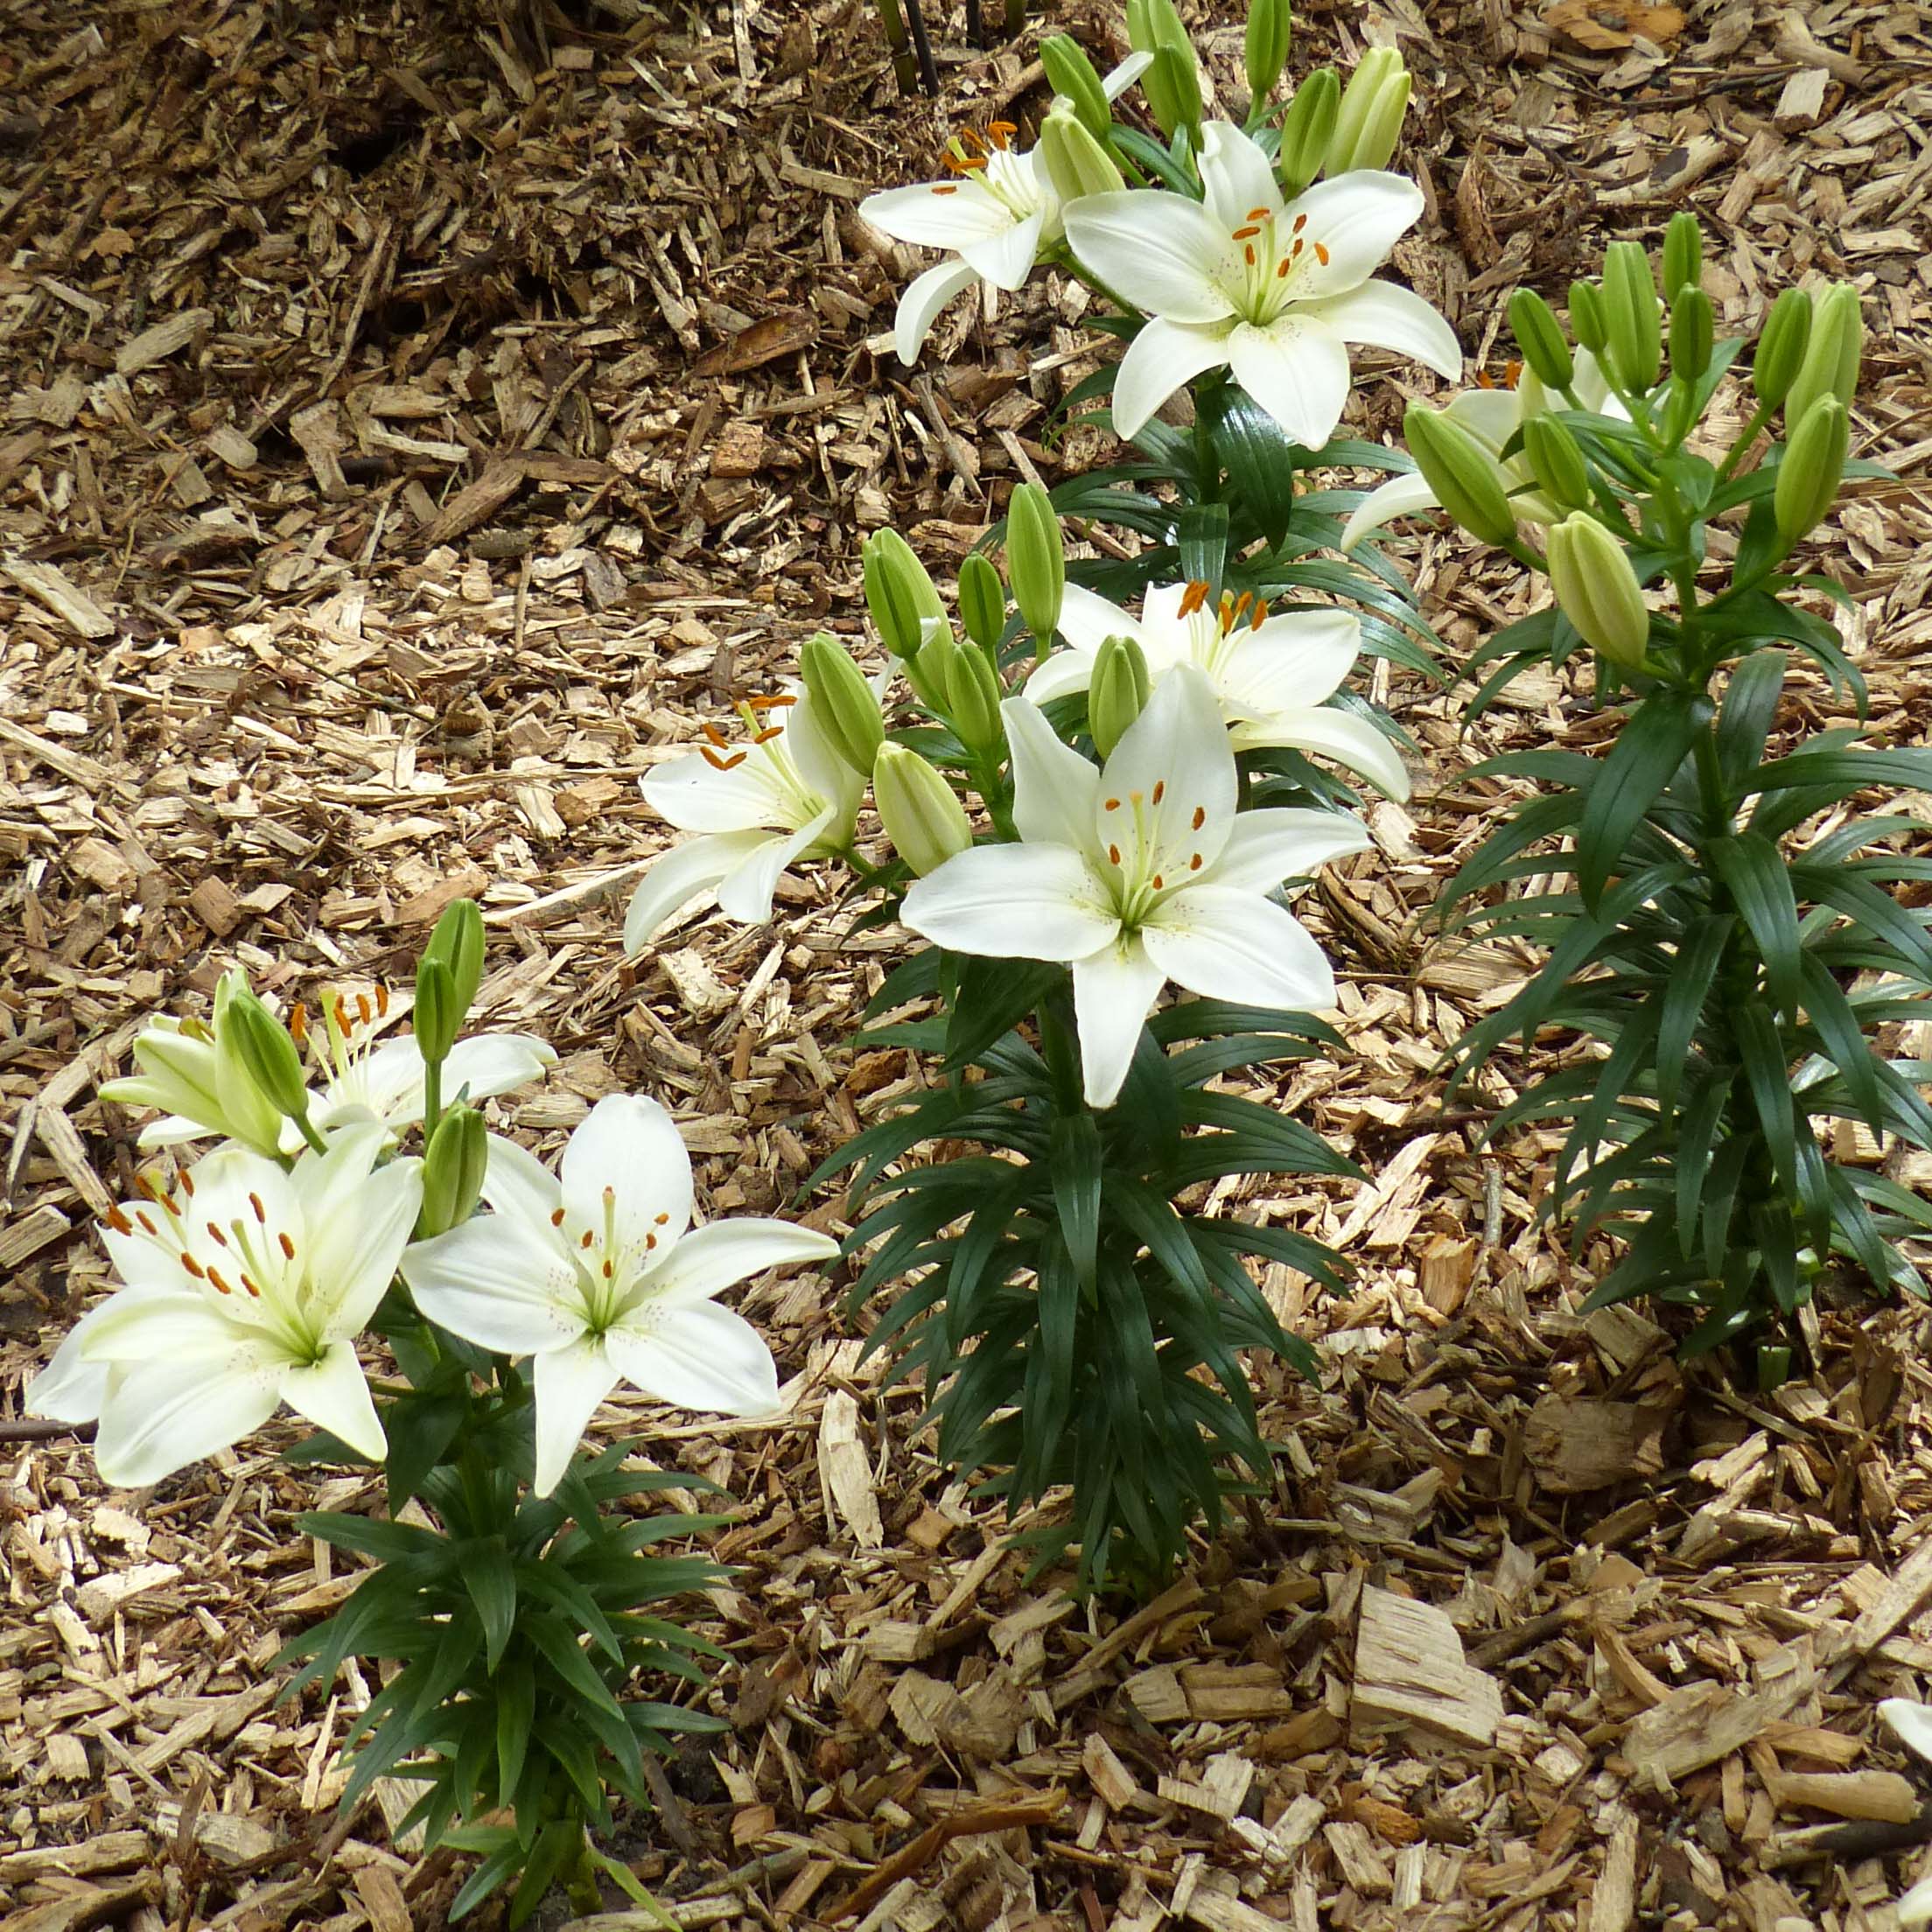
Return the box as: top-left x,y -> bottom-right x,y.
242,1273 -> 262,1298
136,1210 -> 158,1236
357,992 -> 371,1026
753,726 -> 784,744
1192,805 -> 1207,830
1152,780 -> 1166,805
1232,224 -> 1261,241
646,1231 -> 657,1249
702,722 -> 732,748
1292,214 -> 1308,232
178,1169 -> 194,1198
700,747 -> 749,771
654,1212 -> 671,1224
1178,580 -> 1211,617
1244,243 -> 1256,267
290,1002 -> 307,1042
1104,797 -> 1121,811
249,1192 -> 266,1222
551,1207 -> 568,1227
104,1206 -> 134,1236
206,1221 -> 228,1247
1189,853 -> 1203,870
1151,873 -> 1164,890
181,1252 -> 206,1278
1277,257 -> 1292,278
581,1228 -> 594,1248
1108,844 -> 1122,865
1505,359 -> 1523,388
1247,206 -> 1270,221
207,1265 -> 233,1295
376,984 -> 390,1017
1250,597 -> 1268,630
1314,242 -> 1330,265
934,184 -> 959,195
747,691 -> 797,710
279,1232 -> 297,1260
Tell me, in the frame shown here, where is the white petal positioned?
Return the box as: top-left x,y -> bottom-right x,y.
402,1216 -> 584,1354
1071,934 -> 1168,1108
1228,317 -> 1354,450
1213,607 -> 1362,716
1443,384 -> 1524,452
1063,193 -> 1236,326
623,832 -> 765,954
1228,706 -> 1413,800
902,843 -> 1121,961
1279,170 -> 1424,296
1904,1872 -> 1932,1929
134,1112 -> 215,1150
480,1130 -> 563,1228
1881,1698 -> 1932,1765
1004,692 -> 1103,850
959,206 -> 1044,291
607,1303 -> 781,1417
1054,582 -> 1144,655
713,817 -> 826,926
1024,647 -> 1100,703
642,748 -> 787,835
1142,885 -> 1339,1010
94,1352 -> 282,1489
631,1217 -> 839,1312
308,1151 -> 424,1338
439,1033 -> 556,1111
561,1095 -> 694,1256
1340,470 -> 1438,550
1208,807 -> 1375,891
1099,666 -> 1239,873
786,686 -> 867,813
1100,49 -> 1154,98
1198,121 -> 1282,231
1300,279 -> 1462,381
860,178 -> 1022,249
896,257 -> 982,364
80,1288 -> 249,1364
532,1336 -> 621,1495
1112,318 -> 1235,440
279,1342 -> 386,1462
26,1309 -> 115,1423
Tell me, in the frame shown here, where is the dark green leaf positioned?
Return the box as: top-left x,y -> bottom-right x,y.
1576,693 -> 1713,911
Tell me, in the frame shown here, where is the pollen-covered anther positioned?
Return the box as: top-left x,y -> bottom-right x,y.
1231,223 -> 1261,241
1189,853 -> 1204,870
654,1212 -> 671,1225
1250,597 -> 1269,630
290,1002 -> 307,1043
207,1265 -> 234,1296
1247,206 -> 1270,221
1152,780 -> 1166,805
206,1222 -> 228,1247
1151,873 -> 1165,890
1244,243 -> 1257,267
376,984 -> 390,1018
1314,242 -> 1330,265
645,1231 -> 657,1250
551,1207 -> 567,1228
357,993 -> 372,1026
1192,805 -> 1207,830
104,1206 -> 134,1236
753,726 -> 784,744
242,1273 -> 262,1298
278,1232 -> 297,1260
700,747 -> 748,772
1105,797 -> 1122,811
1178,580 -> 1211,617
178,1170 -> 195,1199
249,1192 -> 267,1223
136,1210 -> 158,1236
601,1257 -> 616,1279
181,1252 -> 206,1278
1292,214 -> 1308,233
1108,844 -> 1123,865
580,1229 -> 595,1250
746,692 -> 797,710
933,184 -> 959,196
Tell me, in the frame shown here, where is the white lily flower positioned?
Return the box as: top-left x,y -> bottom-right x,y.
1340,353 -> 1627,551
1880,1700 -> 1932,1924
901,666 -> 1369,1108
117,979 -> 555,1156
26,1123 -> 421,1487
1062,120 -> 1461,446
860,56 -> 1151,365
402,1095 -> 837,1495
1027,579 -> 1410,801
625,684 -> 864,952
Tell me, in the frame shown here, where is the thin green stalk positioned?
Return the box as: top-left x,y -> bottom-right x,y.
1715,398 -> 1774,484
423,1060 -> 443,1142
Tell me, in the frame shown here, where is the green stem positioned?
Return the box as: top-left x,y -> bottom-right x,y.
294,1109 -> 330,1156
423,1060 -> 443,1141
1715,399 -> 1774,484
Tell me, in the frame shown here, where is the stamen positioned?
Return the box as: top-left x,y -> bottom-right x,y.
700,747 -> 748,771
1292,214 -> 1308,233
1292,237 -> 1304,257
1243,242 -> 1256,267
1109,844 -> 1122,865
136,1210 -> 158,1236
646,1232 -> 657,1250
1277,258 -> 1292,279
702,722 -> 732,748
278,1232 -> 297,1260
1189,853 -> 1204,871
1192,805 -> 1207,830
1475,370 -> 1496,389
1178,580 -> 1211,617
1314,242 -> 1330,265
290,1002 -> 307,1042
206,1222 -> 228,1246
357,993 -> 371,1026
376,984 -> 390,1018
181,1252 -> 205,1278
136,1173 -> 165,1202
1246,206 -> 1270,221
241,1272 -> 262,1298
581,1229 -> 595,1249
1250,598 -> 1268,631
933,184 -> 959,196
248,1192 -> 267,1223
753,726 -> 784,744
1104,797 -> 1121,811
334,995 -> 351,1034
1233,591 -> 1255,624
206,1265 -> 233,1295
1232,224 -> 1261,241
551,1207 -> 567,1227
747,692 -> 797,710
654,1212 -> 670,1224
178,1170 -> 194,1199
1151,873 -> 1164,890
1505,359 -> 1523,388
1152,780 -> 1166,805
104,1206 -> 134,1236
601,1257 -> 615,1278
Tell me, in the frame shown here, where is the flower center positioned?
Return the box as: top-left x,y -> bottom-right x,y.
1222,206 -> 1330,326
931,125 -> 1040,219
298,985 -> 392,1105
554,1186 -> 675,1334
697,694 -> 829,833
1099,780 -> 1216,928
1174,581 -> 1269,684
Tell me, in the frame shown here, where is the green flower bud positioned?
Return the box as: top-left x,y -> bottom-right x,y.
1669,285 -> 1713,383
1404,402 -> 1517,547
1508,289 -> 1574,395
417,1102 -> 487,1238
226,986 -> 312,1123
1326,46 -> 1407,175
957,553 -> 1006,654
1040,34 -> 1112,140
863,528 -> 947,660
1127,0 -> 1201,138
421,899 -> 484,1034
1546,514 -> 1649,669
799,632 -> 885,775
1774,396 -> 1849,547
1662,211 -> 1703,300
1568,279 -> 1607,356
1785,281 -> 1862,427
1751,287 -> 1813,410
1522,416 -> 1591,511
944,640 -> 1005,756
873,744 -> 972,876
1244,0 -> 1292,107
1005,483 -> 1065,646
213,972 -> 295,1155
1276,67 -> 1339,200
1601,240 -> 1661,392
1038,102 -> 1125,206
413,956 -> 458,1069
1088,634 -> 1152,759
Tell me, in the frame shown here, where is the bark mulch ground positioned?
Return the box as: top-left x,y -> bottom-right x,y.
4,0 -> 1932,1925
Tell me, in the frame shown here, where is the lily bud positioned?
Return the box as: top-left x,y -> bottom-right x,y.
212,971 -> 301,1155
421,899 -> 484,1035
1601,241 -> 1661,392
1040,33 -> 1112,139
1752,287 -> 1812,410
1546,514 -> 1648,669
944,641 -> 1005,756
1276,67 -> 1339,200
1039,102 -> 1125,206
1567,279 -> 1607,356
417,1102 -> 487,1238
1127,0 -> 1200,138
1088,634 -> 1152,759
1326,46 -> 1408,174
1404,402 -> 1517,547
1508,289 -> 1573,394
1662,211 -> 1703,300
1784,281 -> 1862,428
957,553 -> 1006,654
226,986 -> 312,1124
1522,416 -> 1591,511
1669,285 -> 1713,383
1244,0 -> 1293,108
873,744 -> 972,876
1774,396 -> 1848,547
412,956 -> 458,1071
799,632 -> 885,775
1005,483 -> 1065,646
863,528 -> 948,660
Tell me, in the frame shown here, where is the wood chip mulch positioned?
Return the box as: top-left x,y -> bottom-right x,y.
4,0 -> 1932,1925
